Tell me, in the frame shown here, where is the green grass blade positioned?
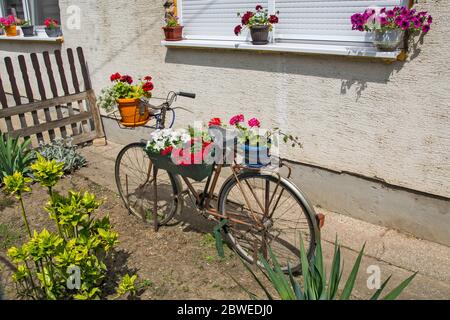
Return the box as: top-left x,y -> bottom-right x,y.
288,264 -> 304,300
259,252 -> 295,300
382,272 -> 417,300
239,258 -> 274,300
370,276 -> 392,300
327,240 -> 342,299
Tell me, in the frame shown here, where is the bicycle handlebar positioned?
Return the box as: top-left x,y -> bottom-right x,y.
177,92 -> 196,99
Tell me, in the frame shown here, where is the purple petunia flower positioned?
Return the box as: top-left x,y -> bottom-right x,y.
422,24 -> 431,33
400,19 -> 410,30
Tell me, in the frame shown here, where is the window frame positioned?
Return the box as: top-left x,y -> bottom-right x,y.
0,0 -> 59,26
176,0 -> 409,45
0,0 -> 30,21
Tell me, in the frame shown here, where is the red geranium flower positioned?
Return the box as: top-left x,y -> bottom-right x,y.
269,15 -> 279,24
161,146 -> 174,156
143,82 -> 154,92
208,118 -> 222,127
44,18 -> 58,28
144,76 -> 152,81
256,5 -> 263,11
110,72 -> 121,82
234,25 -> 242,35
241,11 -> 254,25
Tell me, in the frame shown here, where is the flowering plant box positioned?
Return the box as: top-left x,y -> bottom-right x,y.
146,152 -> 214,182
145,128 -> 215,182
351,6 -> 432,51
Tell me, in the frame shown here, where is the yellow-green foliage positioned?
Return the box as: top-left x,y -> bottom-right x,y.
3,156 -> 136,300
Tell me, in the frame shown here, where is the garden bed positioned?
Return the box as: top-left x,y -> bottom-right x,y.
0,173 -> 266,300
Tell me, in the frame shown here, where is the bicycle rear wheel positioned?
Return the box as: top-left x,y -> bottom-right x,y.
218,171 -> 319,274
115,142 -> 182,225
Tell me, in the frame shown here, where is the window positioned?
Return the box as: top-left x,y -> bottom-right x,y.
0,0 -> 60,26
177,0 -> 409,44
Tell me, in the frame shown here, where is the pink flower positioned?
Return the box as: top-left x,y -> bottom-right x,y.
230,114 -> 244,126
248,118 -> 261,128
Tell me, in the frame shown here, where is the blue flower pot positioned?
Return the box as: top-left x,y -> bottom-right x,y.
242,143 -> 270,168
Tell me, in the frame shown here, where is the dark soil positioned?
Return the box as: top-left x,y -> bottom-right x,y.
0,174 -> 268,300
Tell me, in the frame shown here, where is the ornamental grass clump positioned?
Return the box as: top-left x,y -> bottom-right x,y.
2,157 -> 138,300
237,237 -> 416,300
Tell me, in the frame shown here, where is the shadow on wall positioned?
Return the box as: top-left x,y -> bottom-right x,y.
164,48 -> 407,101
0,42 -> 61,55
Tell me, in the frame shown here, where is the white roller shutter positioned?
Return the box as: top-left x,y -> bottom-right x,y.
275,0 -> 409,43
181,0 -> 269,40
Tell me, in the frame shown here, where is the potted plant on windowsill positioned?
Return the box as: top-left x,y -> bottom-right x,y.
163,15 -> 183,41
234,5 -> 279,45
0,15 -> 18,36
18,19 -> 35,37
44,18 -> 62,37
351,6 -> 432,51
162,1 -> 183,41
98,73 -> 154,127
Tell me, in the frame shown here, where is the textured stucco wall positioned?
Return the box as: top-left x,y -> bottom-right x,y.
1,0 -> 449,200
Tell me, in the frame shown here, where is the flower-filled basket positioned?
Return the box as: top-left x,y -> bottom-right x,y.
145,128 -> 214,182
351,6 -> 432,51
98,73 -> 155,127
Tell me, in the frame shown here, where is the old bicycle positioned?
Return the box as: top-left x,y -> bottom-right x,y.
114,92 -> 321,273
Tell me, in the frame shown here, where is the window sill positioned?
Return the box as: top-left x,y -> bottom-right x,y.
0,35 -> 64,43
161,39 -> 405,62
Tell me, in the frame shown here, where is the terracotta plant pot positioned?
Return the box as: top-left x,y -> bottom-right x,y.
117,98 -> 150,127
5,25 -> 17,37
250,25 -> 269,45
163,26 -> 183,41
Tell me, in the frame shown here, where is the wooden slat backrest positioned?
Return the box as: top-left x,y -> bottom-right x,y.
0,47 -> 105,147
18,55 -> 44,142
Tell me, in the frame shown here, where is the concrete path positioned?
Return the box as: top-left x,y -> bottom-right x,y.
79,142 -> 450,300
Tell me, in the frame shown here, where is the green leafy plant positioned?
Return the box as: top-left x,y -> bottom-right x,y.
38,138 -> 87,174
0,134 -> 35,181
238,237 -> 416,300
3,158 -> 138,300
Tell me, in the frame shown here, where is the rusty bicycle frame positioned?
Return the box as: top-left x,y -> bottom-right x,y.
147,159 -> 293,235
122,94 -> 324,262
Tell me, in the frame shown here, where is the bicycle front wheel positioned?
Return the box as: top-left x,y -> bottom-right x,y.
218,171 -> 319,274
115,142 -> 182,226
